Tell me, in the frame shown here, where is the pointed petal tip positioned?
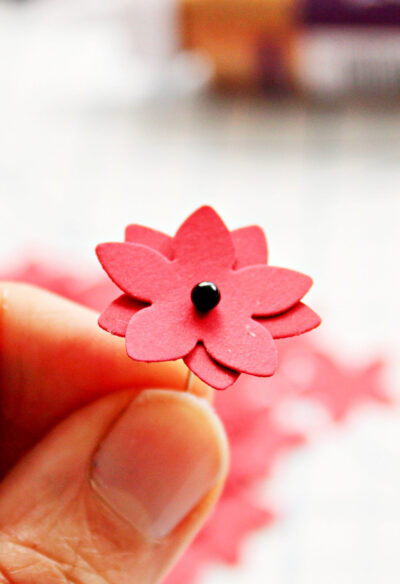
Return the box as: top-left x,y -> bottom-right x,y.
188,370 -> 239,390
97,312 -> 109,331
173,205 -> 235,269
184,343 -> 240,390
313,313 -> 322,329
232,225 -> 268,268
178,205 -> 225,230
257,303 -> 321,339
98,310 -> 126,337
95,242 -> 106,260
98,294 -> 145,337
95,242 -> 175,302
210,374 -> 240,391
95,242 -> 119,266
193,204 -> 219,214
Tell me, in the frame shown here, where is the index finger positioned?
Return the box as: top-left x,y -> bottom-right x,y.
0,282 -> 211,475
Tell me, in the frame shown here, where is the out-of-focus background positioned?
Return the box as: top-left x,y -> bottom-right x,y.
1,0 -> 400,582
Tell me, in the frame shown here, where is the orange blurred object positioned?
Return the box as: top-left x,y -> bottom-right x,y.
180,0 -> 296,91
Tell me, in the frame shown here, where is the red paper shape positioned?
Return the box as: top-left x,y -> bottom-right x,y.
302,354 -> 392,421
193,494 -> 274,563
222,404 -> 305,486
96,206 -> 321,389
164,494 -> 274,584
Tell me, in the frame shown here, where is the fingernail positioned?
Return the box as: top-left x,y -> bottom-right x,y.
92,390 -> 227,540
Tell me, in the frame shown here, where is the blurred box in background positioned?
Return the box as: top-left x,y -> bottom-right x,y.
131,0 -> 400,97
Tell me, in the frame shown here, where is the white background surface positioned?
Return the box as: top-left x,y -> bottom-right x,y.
1,2 -> 400,582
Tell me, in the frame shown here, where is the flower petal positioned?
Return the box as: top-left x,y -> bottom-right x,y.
205,318 -> 277,376
96,242 -> 176,302
126,302 -> 197,362
125,225 -> 173,259
98,294 -> 146,337
184,343 -> 240,390
231,265 -> 313,316
172,206 -> 235,273
256,302 -> 321,339
232,226 -> 268,269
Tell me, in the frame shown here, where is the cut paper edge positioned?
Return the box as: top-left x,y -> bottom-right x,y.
184,343 -> 240,390
96,242 -> 175,302
98,294 -> 147,337
234,265 -> 313,317
256,302 -> 321,339
125,224 -> 173,259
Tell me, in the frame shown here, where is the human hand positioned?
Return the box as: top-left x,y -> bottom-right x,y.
0,283 -> 228,584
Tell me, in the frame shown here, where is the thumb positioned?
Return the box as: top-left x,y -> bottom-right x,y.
0,389 -> 229,584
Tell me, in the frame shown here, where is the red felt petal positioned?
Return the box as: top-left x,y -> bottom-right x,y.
98,294 -> 146,337
126,302 -> 197,362
96,242 -> 176,302
172,206 -> 235,273
231,226 -> 268,269
124,225 -> 173,259
184,343 -> 239,390
257,302 -> 321,339
205,318 -> 277,376
232,265 -> 313,316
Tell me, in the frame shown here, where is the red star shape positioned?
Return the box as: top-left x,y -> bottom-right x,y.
302,353 -> 392,421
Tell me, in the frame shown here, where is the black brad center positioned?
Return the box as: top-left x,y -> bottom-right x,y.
191,281 -> 221,312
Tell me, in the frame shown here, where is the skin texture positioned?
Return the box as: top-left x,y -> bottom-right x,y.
0,283 -> 229,584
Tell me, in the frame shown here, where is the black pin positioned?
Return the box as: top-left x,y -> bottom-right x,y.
191,281 -> 221,312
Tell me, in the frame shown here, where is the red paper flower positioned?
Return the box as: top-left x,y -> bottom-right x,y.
96,206 -> 320,389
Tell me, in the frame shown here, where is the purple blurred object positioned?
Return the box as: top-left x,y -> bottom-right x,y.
302,0 -> 400,26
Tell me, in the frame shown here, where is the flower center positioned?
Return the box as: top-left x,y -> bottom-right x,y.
191,282 -> 221,312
